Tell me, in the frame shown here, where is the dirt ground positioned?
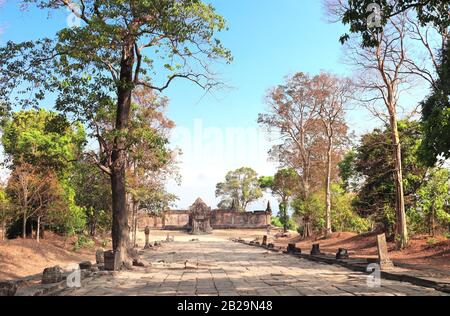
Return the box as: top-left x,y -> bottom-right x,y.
1,228 -> 449,282
0,232 -> 98,281
271,231 -> 450,273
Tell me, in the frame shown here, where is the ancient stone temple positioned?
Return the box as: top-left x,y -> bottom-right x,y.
137,200 -> 271,231
189,198 -> 213,235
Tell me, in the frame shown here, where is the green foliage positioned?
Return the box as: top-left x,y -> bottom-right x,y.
271,216 -> 283,228
340,0 -> 450,47
72,159 -> 112,236
73,234 -> 95,251
426,237 -> 439,247
338,150 -> 359,192
261,169 -> 299,231
1,109 -> 85,173
0,187 -> 13,232
278,202 -> 290,232
412,168 -> 450,234
292,185 -> 370,234
258,176 -> 274,190
49,179 -> 87,236
421,38 -> 450,165
1,109 -> 87,236
292,193 -> 325,233
0,1 -> 232,114
271,216 -> 296,231
216,167 -> 263,212
330,184 -> 371,234
343,120 -> 428,233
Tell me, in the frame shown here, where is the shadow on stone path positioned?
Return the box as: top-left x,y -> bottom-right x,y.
57,236 -> 448,296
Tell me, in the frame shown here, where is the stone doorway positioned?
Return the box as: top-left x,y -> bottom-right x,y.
189,198 -> 213,235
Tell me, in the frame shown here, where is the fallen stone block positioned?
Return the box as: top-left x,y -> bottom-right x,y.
42,266 -> 64,284
0,281 -> 17,296
79,261 -> 92,270
133,258 -> 146,267
104,250 -> 121,271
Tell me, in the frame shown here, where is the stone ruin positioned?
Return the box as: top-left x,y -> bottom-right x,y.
189,198 -> 213,235
137,201 -> 272,231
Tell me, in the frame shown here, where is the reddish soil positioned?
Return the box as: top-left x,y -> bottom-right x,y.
273,231 -> 450,274
0,232 -> 100,281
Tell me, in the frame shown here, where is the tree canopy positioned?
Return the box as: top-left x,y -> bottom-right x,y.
216,167 -> 263,212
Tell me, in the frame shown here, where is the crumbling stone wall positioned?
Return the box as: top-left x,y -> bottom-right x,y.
138,210 -> 270,231
211,211 -> 270,229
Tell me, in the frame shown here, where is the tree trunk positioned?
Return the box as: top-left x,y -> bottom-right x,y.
110,39 -> 135,268
40,221 -> 45,240
22,210 -> 27,239
1,219 -> 5,241
389,114 -> 409,250
325,136 -> 333,238
36,216 -> 40,243
131,200 -> 137,247
303,219 -> 312,239
429,206 -> 435,237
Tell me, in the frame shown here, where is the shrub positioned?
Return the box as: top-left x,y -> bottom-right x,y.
271,217 -> 283,228
426,238 -> 439,247
73,234 -> 95,251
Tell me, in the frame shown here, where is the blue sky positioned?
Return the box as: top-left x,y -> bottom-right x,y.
0,0 -> 399,210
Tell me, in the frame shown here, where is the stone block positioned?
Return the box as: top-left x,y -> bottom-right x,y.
262,235 -> 268,246
96,249 -> 104,264
79,261 -> 92,270
336,248 -> 349,260
42,266 -> 64,284
287,243 -> 296,253
104,250 -> 121,271
376,234 -> 394,270
0,282 -> 17,296
311,244 -> 321,255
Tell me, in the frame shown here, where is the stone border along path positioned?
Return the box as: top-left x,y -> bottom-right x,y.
43,236 -> 448,296
237,239 -> 450,294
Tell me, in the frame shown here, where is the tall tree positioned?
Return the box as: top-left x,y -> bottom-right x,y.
1,109 -> 86,239
258,73 -> 321,235
342,13 -> 414,249
340,120 -> 428,235
0,1 -> 231,267
126,88 -> 179,246
416,168 -> 450,236
72,158 -> 112,237
1,109 -> 85,172
259,169 -> 299,232
216,167 -> 263,212
313,73 -> 352,237
259,72 -> 347,237
0,186 -> 12,241
329,0 -> 449,166
6,163 -> 62,239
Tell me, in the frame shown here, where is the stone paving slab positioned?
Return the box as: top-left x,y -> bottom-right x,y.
52,237 -> 448,296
